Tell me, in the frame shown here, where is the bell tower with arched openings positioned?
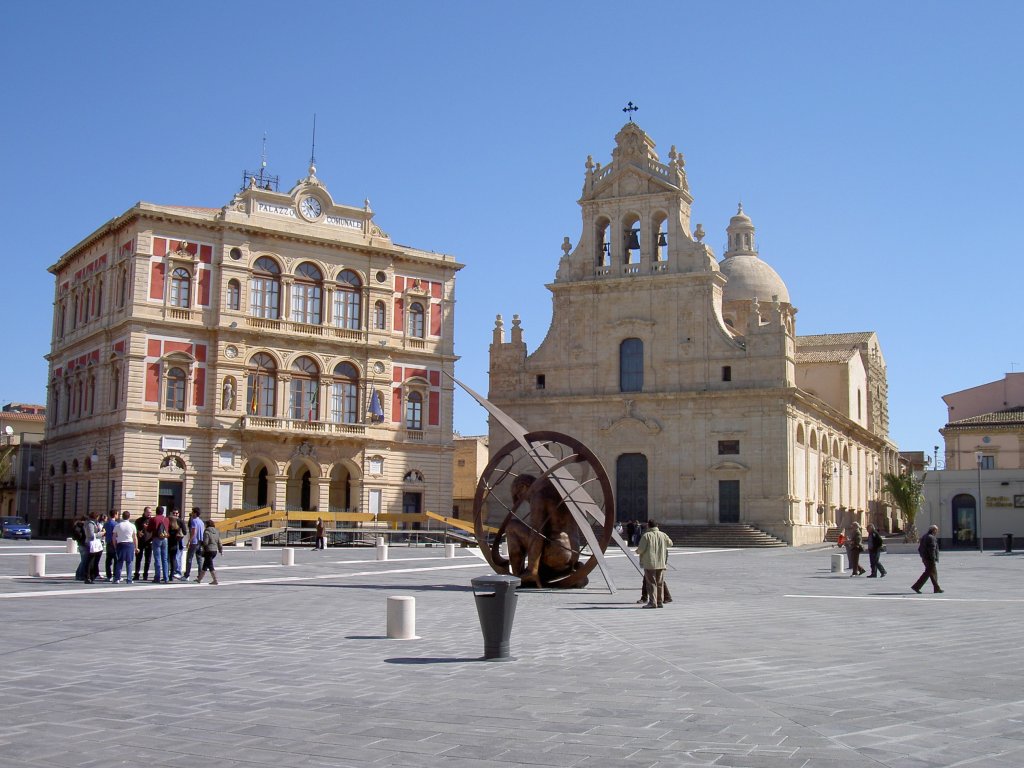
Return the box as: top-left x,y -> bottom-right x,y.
555,121 -> 717,283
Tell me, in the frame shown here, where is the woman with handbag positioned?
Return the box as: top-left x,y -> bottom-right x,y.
83,511 -> 104,584
196,520 -> 223,585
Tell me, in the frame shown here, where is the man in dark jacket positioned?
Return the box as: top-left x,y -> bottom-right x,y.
911,525 -> 943,594
866,523 -> 887,578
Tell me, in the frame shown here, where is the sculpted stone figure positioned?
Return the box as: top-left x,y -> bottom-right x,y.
495,473 -> 583,587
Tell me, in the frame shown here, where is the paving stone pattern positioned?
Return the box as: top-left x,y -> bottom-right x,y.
0,541 -> 1021,767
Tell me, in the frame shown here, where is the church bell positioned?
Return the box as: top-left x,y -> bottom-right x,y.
625,228 -> 640,250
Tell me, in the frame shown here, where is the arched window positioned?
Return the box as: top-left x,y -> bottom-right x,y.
74,380 -> 83,418
595,217 -> 612,267
250,257 -> 281,319
246,352 -> 277,416
71,294 -> 79,329
87,372 -> 96,415
170,268 -> 191,308
620,338 -> 643,392
408,302 -> 425,338
622,214 -> 641,264
333,269 -> 362,329
51,385 -> 60,426
652,214 -> 668,261
94,280 -> 103,316
330,362 -> 359,424
289,355 -> 320,421
118,269 -> 128,308
291,262 -> 323,325
374,300 -> 387,330
110,365 -> 120,410
165,367 -> 187,411
83,287 -> 91,322
59,302 -> 67,336
227,279 -> 240,311
405,391 -> 423,429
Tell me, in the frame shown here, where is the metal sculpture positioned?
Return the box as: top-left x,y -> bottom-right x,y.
450,374 -> 642,592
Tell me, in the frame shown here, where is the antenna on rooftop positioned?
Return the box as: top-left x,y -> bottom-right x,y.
309,114 -> 317,173
241,131 -> 279,192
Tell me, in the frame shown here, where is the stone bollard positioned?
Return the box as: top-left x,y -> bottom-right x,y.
376,543 -> 389,561
386,596 -> 419,639
281,547 -> 295,566
251,537 -> 262,551
444,543 -> 456,558
831,553 -> 846,573
28,554 -> 46,577
66,538 -> 77,554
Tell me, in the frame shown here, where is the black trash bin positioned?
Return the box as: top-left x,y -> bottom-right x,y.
471,574 -> 521,661
1004,533 -> 1013,553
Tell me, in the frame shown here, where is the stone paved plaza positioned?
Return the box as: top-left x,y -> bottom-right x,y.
0,539 -> 1021,768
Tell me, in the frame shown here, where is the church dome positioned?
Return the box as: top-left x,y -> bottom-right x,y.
720,204 -> 790,304
720,253 -> 790,304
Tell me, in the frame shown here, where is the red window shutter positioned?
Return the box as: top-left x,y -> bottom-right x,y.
193,368 -> 205,407
392,387 -> 402,422
145,363 -> 160,403
150,263 -> 165,300
395,298 -> 404,332
428,391 -> 440,426
198,269 -> 210,306
200,244 -> 212,264
430,303 -> 441,336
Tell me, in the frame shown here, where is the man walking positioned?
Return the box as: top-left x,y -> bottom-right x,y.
866,523 -> 887,578
183,508 -> 205,580
133,507 -> 154,582
636,520 -> 673,608
147,507 -> 171,583
113,511 -> 138,584
911,524 -> 943,594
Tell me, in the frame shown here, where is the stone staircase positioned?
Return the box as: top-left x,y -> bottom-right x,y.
657,524 -> 788,548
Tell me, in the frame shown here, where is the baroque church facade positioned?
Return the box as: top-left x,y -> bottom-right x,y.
42,163 -> 460,534
488,122 -> 900,545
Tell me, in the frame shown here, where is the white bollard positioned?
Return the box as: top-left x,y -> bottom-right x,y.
251,537 -> 262,551
444,543 -> 456,558
386,596 -> 419,639
375,535 -> 385,547
281,547 -> 295,566
831,553 -> 846,573
28,554 -> 46,577
66,538 -> 78,554
376,543 -> 389,561
235,541 -> 245,547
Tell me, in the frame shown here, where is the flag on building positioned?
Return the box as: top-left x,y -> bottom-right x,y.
368,389 -> 384,422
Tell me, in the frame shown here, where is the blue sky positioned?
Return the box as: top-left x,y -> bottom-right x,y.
2,1 -> 1021,456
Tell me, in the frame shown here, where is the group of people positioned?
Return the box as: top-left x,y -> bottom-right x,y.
841,520 -> 943,593
614,520 -> 648,547
72,506 -> 224,586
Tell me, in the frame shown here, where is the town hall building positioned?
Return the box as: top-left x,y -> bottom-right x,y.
488,122 -> 901,545
41,161 -> 461,534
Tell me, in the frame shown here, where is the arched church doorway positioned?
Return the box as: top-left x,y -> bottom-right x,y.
616,453 -> 648,523
951,493 -> 977,547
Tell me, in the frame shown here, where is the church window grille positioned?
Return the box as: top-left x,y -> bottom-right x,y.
619,338 -> 643,392
718,440 -> 740,455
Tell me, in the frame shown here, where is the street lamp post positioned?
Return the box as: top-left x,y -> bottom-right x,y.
975,450 -> 984,553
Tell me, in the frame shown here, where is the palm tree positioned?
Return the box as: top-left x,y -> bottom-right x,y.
883,472 -> 923,542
